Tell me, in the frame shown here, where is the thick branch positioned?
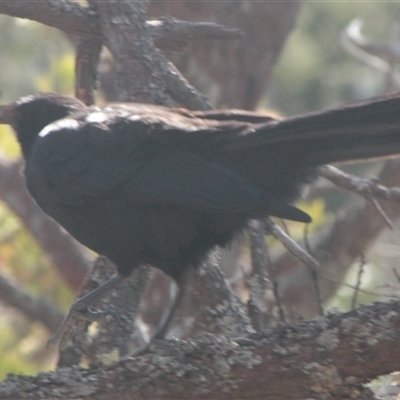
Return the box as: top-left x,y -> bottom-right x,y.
75,37 -> 102,105
1,300 -> 400,399
0,0 -> 100,39
0,272 -> 64,333
0,1 -> 240,51
86,0 -> 164,103
161,53 -> 212,110
149,18 -> 242,51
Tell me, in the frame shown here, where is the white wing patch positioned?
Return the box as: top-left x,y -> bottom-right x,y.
85,111 -> 109,124
39,119 -> 80,138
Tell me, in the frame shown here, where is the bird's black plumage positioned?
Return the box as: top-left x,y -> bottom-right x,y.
2,93 -> 400,283
3,92 -> 400,344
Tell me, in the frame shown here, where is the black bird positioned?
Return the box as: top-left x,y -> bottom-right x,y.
1,92 -> 400,343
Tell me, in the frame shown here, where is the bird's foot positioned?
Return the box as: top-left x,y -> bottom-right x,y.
47,275 -> 124,350
48,306 -> 119,351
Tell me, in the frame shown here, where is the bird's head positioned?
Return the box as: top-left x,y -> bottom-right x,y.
0,93 -> 86,159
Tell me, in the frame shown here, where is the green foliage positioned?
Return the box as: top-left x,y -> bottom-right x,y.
0,125 -> 20,158
34,53 -> 75,94
297,198 -> 330,231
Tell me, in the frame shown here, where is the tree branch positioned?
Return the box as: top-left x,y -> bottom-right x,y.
1,300 -> 400,399
0,1 -> 240,52
0,0 -> 100,39
149,17 -> 242,52
270,159 -> 400,319
75,37 -> 102,105
319,164 -> 400,204
0,272 -> 64,333
0,155 -> 90,291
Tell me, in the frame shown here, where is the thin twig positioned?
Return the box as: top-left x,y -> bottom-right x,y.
273,284 -> 286,323
266,219 -> 320,270
319,165 -> 400,203
319,165 -> 400,230
367,196 -> 394,230
266,218 -> 324,316
342,19 -> 400,86
303,223 -> 312,255
351,255 -> 365,310
394,268 -> 400,284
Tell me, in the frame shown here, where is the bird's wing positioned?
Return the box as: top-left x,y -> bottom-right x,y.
121,150 -> 310,221
119,150 -> 270,212
32,120 -> 268,213
32,113 -> 310,222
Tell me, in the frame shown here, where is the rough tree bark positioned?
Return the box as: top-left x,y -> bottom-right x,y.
2,300 -> 400,399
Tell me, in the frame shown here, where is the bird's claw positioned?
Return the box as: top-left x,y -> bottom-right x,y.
47,307 -> 120,351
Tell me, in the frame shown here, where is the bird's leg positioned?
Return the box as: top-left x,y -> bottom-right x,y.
153,279 -> 187,340
48,274 -> 125,350
133,280 -> 187,357
150,265 -> 196,342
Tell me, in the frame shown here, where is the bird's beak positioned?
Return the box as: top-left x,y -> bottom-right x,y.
0,103 -> 15,125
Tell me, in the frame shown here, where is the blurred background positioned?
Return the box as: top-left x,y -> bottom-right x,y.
1,0 -> 400,378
